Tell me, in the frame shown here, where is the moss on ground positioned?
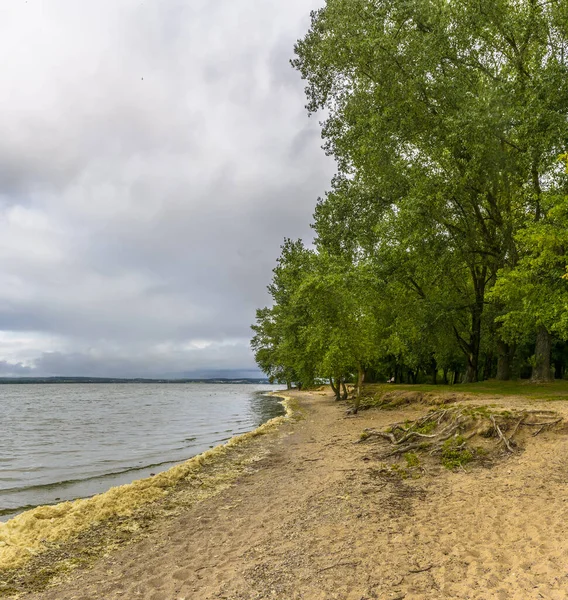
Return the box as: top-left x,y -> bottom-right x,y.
441,436 -> 475,469
358,404 -> 564,473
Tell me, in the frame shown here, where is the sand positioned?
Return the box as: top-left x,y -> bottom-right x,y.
0,397 -> 297,573
9,389 -> 568,599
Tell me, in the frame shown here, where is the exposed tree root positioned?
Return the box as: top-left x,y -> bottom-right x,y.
358,407 -> 564,469
490,414 -> 514,453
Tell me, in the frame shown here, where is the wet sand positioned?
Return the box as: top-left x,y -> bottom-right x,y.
11,389 -> 568,599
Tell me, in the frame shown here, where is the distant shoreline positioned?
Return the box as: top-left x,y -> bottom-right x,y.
0,377 -> 270,385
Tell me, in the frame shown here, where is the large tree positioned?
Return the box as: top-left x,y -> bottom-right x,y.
251,240 -> 318,388
294,0 -> 568,381
491,185 -> 568,382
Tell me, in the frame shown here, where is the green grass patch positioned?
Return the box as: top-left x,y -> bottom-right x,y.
414,420 -> 437,434
441,436 -> 474,470
362,380 -> 568,402
404,452 -> 420,468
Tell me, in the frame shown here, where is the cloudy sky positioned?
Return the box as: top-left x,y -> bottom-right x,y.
0,0 -> 334,378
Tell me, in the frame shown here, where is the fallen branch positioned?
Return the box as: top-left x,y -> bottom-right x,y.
357,429 -> 397,444
408,564 -> 434,574
524,418 -> 562,437
360,406 -> 563,467
386,440 -> 431,457
395,430 -> 438,445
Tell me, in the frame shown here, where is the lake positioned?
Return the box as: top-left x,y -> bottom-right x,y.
0,383 -> 285,519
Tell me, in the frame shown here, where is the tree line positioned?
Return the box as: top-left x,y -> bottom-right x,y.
252,0 -> 568,392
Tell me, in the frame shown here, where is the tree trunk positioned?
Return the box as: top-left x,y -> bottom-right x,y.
496,341 -> 513,381
430,358 -> 437,385
353,367 -> 365,414
286,380 -> 292,390
442,368 -> 449,385
531,326 -> 553,382
462,312 -> 481,383
329,377 -> 341,401
334,377 -> 342,400
341,379 -> 348,400
458,269 -> 486,384
463,362 -> 478,383
483,351 -> 494,381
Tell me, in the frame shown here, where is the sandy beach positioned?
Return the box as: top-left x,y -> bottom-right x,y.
5,388 -> 568,599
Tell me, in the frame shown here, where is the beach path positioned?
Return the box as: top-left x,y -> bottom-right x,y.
22,390 -> 568,600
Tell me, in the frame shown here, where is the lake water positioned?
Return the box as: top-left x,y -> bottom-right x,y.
0,383 -> 285,519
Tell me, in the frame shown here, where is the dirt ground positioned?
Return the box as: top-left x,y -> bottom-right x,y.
18,390 -> 568,599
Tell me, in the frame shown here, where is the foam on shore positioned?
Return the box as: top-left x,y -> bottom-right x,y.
0,394 -> 297,570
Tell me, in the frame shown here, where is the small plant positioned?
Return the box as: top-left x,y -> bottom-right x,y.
390,463 -> 409,479
462,405 -> 494,418
361,405 -> 563,474
404,451 -> 420,468
441,435 -> 474,469
414,420 -> 437,435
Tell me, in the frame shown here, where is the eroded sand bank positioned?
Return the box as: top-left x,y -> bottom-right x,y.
6,389 -> 568,599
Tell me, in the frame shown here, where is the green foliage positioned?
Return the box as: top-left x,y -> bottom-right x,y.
251,240 -> 319,387
441,436 -> 474,469
404,452 -> 420,468
491,195 -> 568,343
252,0 -> 568,386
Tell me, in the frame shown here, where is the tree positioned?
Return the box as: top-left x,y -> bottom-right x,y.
251,240 -> 318,388
491,187 -> 568,382
294,0 -> 568,382
296,253 -> 382,408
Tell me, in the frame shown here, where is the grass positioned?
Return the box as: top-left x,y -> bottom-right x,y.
362,380 -> 568,402
441,436 -> 475,470
404,452 -> 420,468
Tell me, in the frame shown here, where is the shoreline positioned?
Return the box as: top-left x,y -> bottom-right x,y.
0,389 -> 289,523
0,392 -> 299,576
6,388 -> 568,599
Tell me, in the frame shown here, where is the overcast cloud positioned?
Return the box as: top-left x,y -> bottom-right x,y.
0,0 -> 334,378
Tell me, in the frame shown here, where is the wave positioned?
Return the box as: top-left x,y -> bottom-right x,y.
0,455 -> 200,498
0,386 -> 286,519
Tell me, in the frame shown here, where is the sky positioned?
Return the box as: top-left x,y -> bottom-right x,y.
0,0 -> 334,378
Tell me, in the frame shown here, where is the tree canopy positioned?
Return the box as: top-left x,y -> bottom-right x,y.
252,0 -> 568,388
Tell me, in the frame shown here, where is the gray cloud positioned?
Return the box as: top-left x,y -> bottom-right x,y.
0,360 -> 33,376
0,0 -> 334,377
